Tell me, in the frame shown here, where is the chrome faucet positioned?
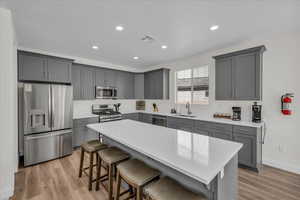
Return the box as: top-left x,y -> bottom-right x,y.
186,102 -> 192,115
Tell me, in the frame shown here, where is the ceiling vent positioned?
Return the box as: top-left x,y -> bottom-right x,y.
141,35 -> 155,43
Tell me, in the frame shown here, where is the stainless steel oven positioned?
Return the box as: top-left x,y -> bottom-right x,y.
95,86 -> 117,99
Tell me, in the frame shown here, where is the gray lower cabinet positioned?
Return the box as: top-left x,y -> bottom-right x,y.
214,45 -> 265,101
194,121 -> 211,136
144,113 -> 262,171
122,113 -> 139,121
73,117 -> 99,147
209,129 -> 233,140
167,117 -> 194,132
139,113 -> 152,124
208,123 -> 233,141
232,126 -> 262,170
144,68 -> 170,99
18,51 -> 73,84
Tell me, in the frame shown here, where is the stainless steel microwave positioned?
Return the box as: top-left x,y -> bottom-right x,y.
95,86 -> 117,99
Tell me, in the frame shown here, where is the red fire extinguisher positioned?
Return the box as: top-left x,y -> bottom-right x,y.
281,93 -> 294,115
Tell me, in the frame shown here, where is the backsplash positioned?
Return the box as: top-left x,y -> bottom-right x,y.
73,99 -> 259,122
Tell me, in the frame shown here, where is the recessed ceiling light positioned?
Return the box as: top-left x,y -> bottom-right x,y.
115,25 -> 124,31
210,25 -> 219,31
133,56 -> 139,60
92,45 -> 99,50
161,45 -> 168,49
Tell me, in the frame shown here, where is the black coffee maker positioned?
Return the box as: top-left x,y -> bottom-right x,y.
252,102 -> 262,123
232,107 -> 241,121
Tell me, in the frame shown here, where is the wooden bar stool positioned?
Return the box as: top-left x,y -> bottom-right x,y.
96,147 -> 130,200
144,177 -> 206,200
78,139 -> 108,191
115,159 -> 160,200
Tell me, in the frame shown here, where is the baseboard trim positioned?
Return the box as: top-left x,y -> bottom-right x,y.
263,159 -> 300,175
0,186 -> 13,200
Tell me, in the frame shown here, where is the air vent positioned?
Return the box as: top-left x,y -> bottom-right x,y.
141,35 -> 155,43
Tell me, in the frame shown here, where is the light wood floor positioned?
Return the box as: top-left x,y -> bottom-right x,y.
11,150 -> 300,200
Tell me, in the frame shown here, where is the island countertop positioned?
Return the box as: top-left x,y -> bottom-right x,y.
87,119 -> 242,185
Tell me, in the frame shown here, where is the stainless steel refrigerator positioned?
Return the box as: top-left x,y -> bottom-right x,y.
18,83 -> 73,166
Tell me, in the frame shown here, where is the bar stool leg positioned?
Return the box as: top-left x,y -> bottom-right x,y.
115,170 -> 121,200
78,148 -> 84,178
96,154 -> 102,191
108,164 -> 114,200
88,152 -> 94,191
137,186 -> 142,200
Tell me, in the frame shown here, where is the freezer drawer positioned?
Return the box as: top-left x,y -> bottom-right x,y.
24,132 -> 60,166
24,130 -> 73,166
60,131 -> 73,157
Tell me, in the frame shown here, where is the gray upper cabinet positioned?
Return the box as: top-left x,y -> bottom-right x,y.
72,64 -> 96,100
214,46 -> 265,101
215,57 -> 233,100
116,71 -> 134,99
104,69 -> 117,87
18,52 -> 47,82
80,66 -> 95,100
18,51 -> 73,84
95,67 -> 106,86
144,68 -> 170,99
134,73 -> 144,99
47,57 -> 72,83
234,52 -> 261,100
72,64 -> 81,100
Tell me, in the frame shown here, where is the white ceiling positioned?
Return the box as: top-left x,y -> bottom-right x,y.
2,0 -> 300,69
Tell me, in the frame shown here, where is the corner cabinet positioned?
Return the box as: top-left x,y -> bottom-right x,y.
18,51 -> 73,84
73,117 -> 99,148
144,68 -> 170,99
214,46 -> 265,101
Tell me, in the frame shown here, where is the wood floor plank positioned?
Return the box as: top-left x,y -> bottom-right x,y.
11,150 -> 300,200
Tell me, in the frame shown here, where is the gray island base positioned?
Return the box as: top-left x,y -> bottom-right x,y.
87,120 -> 242,200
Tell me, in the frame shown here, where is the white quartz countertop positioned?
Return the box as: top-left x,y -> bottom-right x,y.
124,111 -> 264,128
87,120 -> 243,185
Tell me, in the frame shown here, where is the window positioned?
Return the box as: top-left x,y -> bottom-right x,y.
176,66 -> 209,104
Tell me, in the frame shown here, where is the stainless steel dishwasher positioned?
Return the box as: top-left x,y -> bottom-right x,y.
151,115 -> 167,127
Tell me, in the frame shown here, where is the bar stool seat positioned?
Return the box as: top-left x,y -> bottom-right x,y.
81,139 -> 107,152
115,159 -> 160,200
144,177 -> 206,200
99,147 -> 130,165
78,139 -> 108,191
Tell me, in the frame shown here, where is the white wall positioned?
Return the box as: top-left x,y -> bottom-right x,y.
148,31 -> 300,174
0,7 -> 18,200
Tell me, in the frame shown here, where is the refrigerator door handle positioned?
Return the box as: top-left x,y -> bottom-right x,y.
25,132 -> 53,140
51,85 -> 55,129
48,85 -> 52,128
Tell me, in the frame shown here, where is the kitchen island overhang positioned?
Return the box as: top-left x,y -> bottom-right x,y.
87,120 -> 243,200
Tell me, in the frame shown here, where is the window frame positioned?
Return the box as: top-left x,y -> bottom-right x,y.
175,65 -> 209,105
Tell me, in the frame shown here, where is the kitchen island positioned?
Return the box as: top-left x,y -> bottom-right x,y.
87,119 -> 242,200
